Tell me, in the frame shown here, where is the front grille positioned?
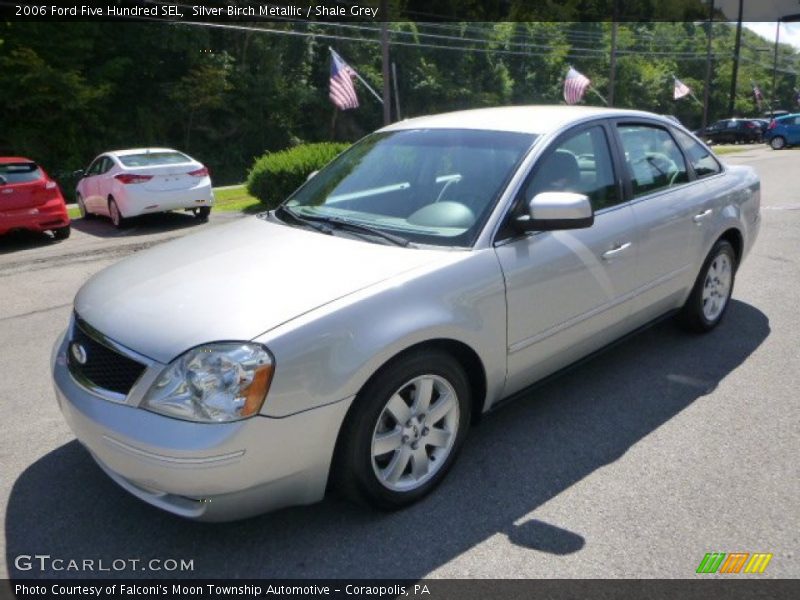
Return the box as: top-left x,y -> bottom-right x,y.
67,319 -> 147,396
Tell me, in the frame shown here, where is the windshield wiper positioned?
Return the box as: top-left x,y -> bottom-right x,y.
302,214 -> 411,247
275,205 -> 334,235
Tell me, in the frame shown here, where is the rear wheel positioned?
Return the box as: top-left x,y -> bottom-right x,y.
334,349 -> 471,510
678,240 -> 737,333
108,198 -> 126,229
52,225 -> 71,240
193,206 -> 211,221
770,136 -> 786,150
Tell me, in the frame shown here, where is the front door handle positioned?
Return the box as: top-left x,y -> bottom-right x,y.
602,242 -> 632,260
693,209 -> 713,223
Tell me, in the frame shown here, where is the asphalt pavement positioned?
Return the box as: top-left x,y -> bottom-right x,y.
0,148 -> 797,579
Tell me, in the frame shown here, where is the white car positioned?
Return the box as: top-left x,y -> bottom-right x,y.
75,148 -> 214,227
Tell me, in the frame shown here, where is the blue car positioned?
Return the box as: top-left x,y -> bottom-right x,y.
764,113 -> 800,149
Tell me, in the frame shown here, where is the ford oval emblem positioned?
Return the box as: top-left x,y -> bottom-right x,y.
70,342 -> 88,365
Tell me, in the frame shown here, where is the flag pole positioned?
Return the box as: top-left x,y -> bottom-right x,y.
329,47 -> 384,105
589,86 -> 609,106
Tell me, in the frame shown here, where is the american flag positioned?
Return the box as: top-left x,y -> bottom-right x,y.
752,83 -> 764,109
329,50 -> 359,111
563,67 -> 591,105
674,78 -> 691,100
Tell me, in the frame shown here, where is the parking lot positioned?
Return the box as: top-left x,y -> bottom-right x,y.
1,146 -> 797,579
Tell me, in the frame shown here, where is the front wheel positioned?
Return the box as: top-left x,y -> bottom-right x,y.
334,350 -> 471,510
678,240 -> 737,333
76,194 -> 92,219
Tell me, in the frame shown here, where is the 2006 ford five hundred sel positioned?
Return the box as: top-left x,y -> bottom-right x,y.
52,106 -> 760,521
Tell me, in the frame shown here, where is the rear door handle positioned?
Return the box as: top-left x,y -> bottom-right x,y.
602,242 -> 632,260
693,209 -> 713,223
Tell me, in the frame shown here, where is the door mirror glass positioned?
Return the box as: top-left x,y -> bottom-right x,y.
517,192 -> 594,231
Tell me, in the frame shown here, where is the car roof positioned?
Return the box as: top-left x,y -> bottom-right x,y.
0,156 -> 36,164
380,105 -> 672,135
776,113 -> 800,119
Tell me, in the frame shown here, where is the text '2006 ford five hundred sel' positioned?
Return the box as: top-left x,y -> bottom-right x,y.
52,106 -> 760,521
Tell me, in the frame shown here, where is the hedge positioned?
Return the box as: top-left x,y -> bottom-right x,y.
246,142 -> 351,209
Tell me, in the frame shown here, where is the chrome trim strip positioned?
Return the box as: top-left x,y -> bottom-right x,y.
508,264 -> 691,354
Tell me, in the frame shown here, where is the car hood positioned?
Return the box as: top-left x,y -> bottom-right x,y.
74,216 -> 453,363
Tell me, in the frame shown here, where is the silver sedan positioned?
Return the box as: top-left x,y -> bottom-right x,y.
52,106 -> 761,521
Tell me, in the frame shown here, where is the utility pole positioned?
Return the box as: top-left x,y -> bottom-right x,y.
771,20 -> 781,118
392,62 -> 402,120
702,0 -> 714,131
608,3 -> 618,107
727,0 -> 743,116
380,0 -> 391,124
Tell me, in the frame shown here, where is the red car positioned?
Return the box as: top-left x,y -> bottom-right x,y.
0,157 -> 70,239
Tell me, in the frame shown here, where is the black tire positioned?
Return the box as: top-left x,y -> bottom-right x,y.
108,198 -> 127,229
770,136 -> 786,150
52,225 -> 71,240
678,239 -> 737,333
76,194 -> 92,219
333,349 -> 472,510
194,206 -> 211,221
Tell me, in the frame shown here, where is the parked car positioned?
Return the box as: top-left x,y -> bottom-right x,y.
693,119 -> 762,144
52,106 -> 761,521
0,157 -> 70,240
749,118 -> 770,138
75,148 -> 214,228
763,113 -> 800,149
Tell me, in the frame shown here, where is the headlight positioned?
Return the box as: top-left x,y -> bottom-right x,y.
141,343 -> 274,423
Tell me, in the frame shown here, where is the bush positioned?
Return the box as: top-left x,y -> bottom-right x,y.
246,142 -> 350,208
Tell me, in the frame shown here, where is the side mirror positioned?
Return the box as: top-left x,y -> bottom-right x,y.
73,169 -> 85,179
0,175 -> 6,186
306,170 -> 318,181
516,192 -> 594,232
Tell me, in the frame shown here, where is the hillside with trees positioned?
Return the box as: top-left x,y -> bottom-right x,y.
1,19 -> 798,189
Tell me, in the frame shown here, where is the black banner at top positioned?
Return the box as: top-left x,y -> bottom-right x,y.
3,0 -> 800,23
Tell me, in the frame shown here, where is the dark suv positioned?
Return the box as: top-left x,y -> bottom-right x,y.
693,119 -> 762,144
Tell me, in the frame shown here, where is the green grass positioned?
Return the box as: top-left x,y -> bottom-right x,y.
712,144 -> 759,155
212,185 -> 262,213
66,184 -> 263,218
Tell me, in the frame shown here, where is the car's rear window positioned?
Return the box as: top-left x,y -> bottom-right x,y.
0,162 -> 42,184
118,152 -> 191,167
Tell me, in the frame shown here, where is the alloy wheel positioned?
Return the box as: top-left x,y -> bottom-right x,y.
702,253 -> 732,321
371,374 -> 459,492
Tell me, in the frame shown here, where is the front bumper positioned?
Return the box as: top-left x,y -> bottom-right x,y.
51,332 -> 352,521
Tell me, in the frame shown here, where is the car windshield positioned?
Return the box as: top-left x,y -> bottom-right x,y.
0,162 -> 42,183
118,152 -> 191,167
284,129 -> 536,247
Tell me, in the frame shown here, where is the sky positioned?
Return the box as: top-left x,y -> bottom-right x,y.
744,22 -> 800,50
